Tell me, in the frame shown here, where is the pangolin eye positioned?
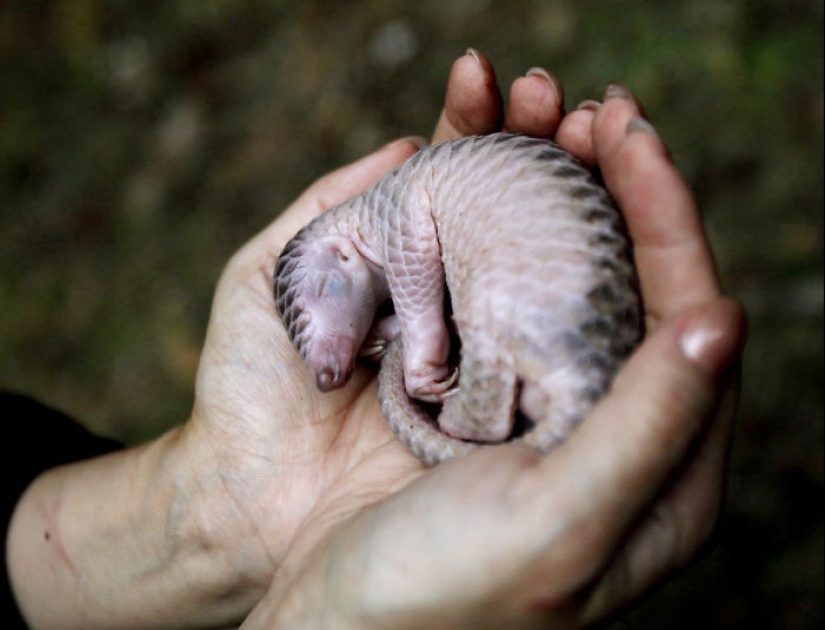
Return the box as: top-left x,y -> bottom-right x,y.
317,272 -> 347,298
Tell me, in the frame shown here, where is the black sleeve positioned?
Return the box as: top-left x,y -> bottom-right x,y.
1,392 -> 125,629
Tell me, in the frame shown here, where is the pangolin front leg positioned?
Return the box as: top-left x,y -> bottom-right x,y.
381,183 -> 457,403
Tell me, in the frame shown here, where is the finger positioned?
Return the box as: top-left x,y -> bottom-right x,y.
591,83 -> 648,176
554,100 -> 599,169
263,137 -> 426,251
592,85 -> 721,325
432,49 -> 504,143
515,298 -> 745,600
581,302 -> 746,623
587,371 -> 741,618
502,67 -> 564,138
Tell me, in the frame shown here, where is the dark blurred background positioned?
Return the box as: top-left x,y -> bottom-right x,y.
1,0 -> 822,627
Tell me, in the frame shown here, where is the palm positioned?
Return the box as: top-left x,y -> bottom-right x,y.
186,53 -> 569,563
190,175 -> 425,568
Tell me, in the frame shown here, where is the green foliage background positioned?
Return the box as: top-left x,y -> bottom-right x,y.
1,1 -> 822,627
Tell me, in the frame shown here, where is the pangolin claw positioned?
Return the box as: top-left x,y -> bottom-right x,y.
413,367 -> 460,403
359,339 -> 389,360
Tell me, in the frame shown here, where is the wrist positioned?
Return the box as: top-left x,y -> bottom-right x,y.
7,424 -> 269,629
240,546 -> 337,630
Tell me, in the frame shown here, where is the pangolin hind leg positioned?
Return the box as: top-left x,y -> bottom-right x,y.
437,327 -> 518,443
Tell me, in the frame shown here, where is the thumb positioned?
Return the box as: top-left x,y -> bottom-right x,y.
227,136 -> 427,281
270,136 -> 427,249
526,298 -> 746,590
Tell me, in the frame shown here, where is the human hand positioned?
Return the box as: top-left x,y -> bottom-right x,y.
178,50 -> 581,609
8,49 -> 589,630
6,49 -> 744,630
234,52 -> 747,628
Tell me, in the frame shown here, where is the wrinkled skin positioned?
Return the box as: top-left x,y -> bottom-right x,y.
191,51 -> 745,629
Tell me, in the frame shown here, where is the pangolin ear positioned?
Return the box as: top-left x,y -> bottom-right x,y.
324,236 -> 362,265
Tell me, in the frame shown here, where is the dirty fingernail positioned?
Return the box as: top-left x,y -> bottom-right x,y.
604,81 -> 633,101
526,67 -> 563,102
626,116 -> 660,139
576,99 -> 601,112
525,66 -> 553,82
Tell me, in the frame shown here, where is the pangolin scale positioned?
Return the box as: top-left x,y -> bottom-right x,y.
274,133 -> 642,465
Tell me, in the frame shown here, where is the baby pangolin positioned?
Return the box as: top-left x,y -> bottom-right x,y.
274,133 -> 642,465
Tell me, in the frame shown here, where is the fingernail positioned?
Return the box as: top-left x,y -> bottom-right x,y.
525,66 -> 552,82
626,116 -> 660,140
681,323 -> 725,371
604,81 -> 632,101
576,99 -> 601,112
385,135 -> 428,151
525,67 -> 564,104
680,300 -> 747,378
466,47 -> 482,66
408,135 -> 429,150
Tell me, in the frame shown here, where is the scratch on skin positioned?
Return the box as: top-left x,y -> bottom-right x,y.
39,489 -> 79,577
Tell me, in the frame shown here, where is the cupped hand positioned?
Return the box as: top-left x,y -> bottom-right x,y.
188,50 -> 745,628
183,50 -> 539,588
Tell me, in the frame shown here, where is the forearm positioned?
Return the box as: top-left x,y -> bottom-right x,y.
7,425 -> 268,630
